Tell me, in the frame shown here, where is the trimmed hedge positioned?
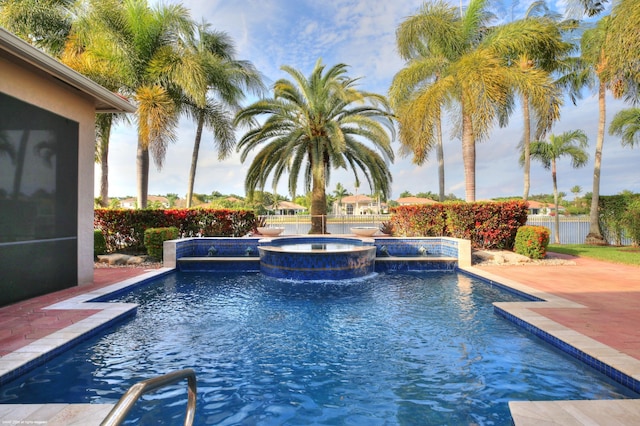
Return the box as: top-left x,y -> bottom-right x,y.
94,229 -> 107,257
94,209 -> 256,252
514,226 -> 550,259
389,200 -> 528,249
144,227 -> 180,260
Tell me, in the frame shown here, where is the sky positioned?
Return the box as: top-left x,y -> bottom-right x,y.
99,0 -> 640,201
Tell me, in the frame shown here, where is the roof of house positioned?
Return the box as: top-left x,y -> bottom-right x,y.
527,200 -> 564,210
0,28 -> 135,113
341,195 -> 373,204
271,200 -> 306,210
396,196 -> 437,205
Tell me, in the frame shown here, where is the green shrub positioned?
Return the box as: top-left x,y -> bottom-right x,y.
144,227 -> 180,260
621,200 -> 640,246
94,229 -> 107,257
514,226 -> 550,259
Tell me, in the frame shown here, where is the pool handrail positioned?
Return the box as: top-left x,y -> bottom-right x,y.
100,368 -> 197,426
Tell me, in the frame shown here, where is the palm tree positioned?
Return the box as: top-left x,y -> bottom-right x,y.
605,0 -> 640,91
505,2 -> 574,201
525,130 -> 589,243
570,184 -> 582,207
333,183 -> 348,214
390,1 -> 456,202
74,0 -> 204,209
389,0 -> 561,202
180,24 -> 263,208
580,16 -> 613,244
235,60 -> 395,234
609,108 -> 640,148
0,0 -> 73,55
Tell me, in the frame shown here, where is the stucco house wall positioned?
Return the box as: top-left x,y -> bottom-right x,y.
0,29 -> 133,306
0,55 -> 97,285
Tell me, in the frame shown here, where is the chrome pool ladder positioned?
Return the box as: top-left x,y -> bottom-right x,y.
101,368 -> 197,426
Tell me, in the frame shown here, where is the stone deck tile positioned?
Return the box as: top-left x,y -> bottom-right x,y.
474,256 -> 640,361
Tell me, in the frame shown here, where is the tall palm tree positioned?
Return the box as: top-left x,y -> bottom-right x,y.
570,184 -> 582,207
389,0 -> 561,202
390,1 -> 457,202
333,183 -> 348,214
75,0 -> 204,209
609,108 -> 640,148
580,16 -> 613,244
180,24 -> 263,208
235,60 -> 395,234
505,2 -> 574,201
525,130 -> 589,243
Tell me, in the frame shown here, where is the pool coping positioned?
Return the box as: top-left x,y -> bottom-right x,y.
0,268 -> 173,385
1,265 -> 639,424
461,266 -> 640,394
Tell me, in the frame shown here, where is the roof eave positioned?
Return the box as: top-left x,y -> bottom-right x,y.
0,28 -> 135,113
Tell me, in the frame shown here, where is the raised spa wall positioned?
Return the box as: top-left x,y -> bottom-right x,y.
163,236 -> 471,273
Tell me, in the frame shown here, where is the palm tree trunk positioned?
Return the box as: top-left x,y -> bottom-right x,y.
522,93 -> 531,201
551,160 -> 560,244
461,109 -> 476,202
436,110 -> 445,202
98,116 -> 113,208
585,81 -> 606,245
310,167 -> 327,234
186,112 -> 205,208
136,137 -> 149,209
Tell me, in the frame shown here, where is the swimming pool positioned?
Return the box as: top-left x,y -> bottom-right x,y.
0,271 -> 636,424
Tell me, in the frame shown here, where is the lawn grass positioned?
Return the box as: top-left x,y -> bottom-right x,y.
548,244 -> 640,266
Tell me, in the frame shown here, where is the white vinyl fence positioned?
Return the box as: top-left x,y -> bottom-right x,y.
262,214 -> 631,245
525,215 -> 632,245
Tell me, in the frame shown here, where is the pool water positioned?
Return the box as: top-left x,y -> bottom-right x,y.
1,271 -> 636,425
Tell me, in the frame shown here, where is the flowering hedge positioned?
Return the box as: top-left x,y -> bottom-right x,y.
389,203 -> 447,237
389,200 -> 528,249
94,209 -> 256,252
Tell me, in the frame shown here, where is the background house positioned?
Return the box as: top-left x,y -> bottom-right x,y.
269,200 -> 307,215
121,195 -> 170,209
338,195 -> 386,214
0,29 -> 134,306
527,200 -> 566,216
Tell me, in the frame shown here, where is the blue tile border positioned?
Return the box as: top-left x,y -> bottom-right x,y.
494,306 -> 640,393
461,268 -> 640,394
88,268 -> 175,302
172,236 -> 465,274
460,269 -> 544,302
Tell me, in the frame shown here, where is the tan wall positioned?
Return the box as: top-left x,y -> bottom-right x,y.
0,56 -> 96,285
